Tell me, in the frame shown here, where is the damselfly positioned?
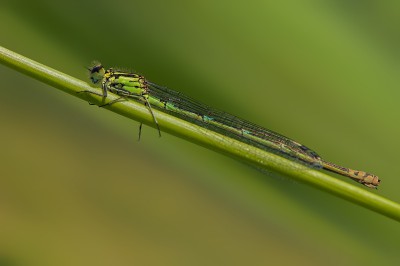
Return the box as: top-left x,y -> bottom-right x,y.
81,61 -> 380,189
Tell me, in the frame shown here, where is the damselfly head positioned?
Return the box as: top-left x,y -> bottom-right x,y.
87,61 -> 105,84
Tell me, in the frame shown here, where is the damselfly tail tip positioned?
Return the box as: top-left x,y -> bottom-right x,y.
321,160 -> 380,189
345,168 -> 380,189
357,172 -> 380,189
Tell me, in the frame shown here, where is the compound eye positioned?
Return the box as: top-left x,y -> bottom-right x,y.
90,64 -> 103,74
88,61 -> 105,84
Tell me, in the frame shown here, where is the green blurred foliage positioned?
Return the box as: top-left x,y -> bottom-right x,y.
1,0 -> 400,265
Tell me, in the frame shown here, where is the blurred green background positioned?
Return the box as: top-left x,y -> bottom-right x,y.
1,0 -> 400,265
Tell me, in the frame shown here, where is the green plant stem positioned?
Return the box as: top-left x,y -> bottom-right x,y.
1,45 -> 400,222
